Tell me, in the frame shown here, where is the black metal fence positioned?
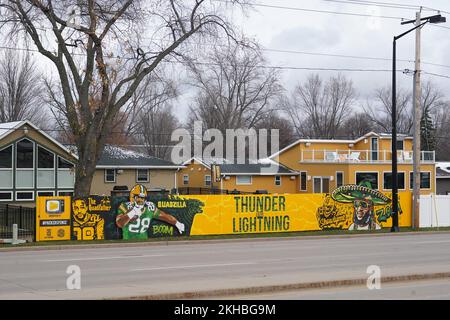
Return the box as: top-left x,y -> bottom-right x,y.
176,187 -> 254,195
0,204 -> 35,241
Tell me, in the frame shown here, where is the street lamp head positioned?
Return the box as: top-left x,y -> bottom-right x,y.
428,14 -> 446,24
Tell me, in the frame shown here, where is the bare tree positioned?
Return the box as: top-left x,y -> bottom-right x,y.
187,43 -> 282,132
255,111 -> 296,152
364,87 -> 412,134
132,75 -> 179,160
284,73 -> 355,139
339,112 -> 375,139
0,50 -> 47,125
0,0 -> 248,196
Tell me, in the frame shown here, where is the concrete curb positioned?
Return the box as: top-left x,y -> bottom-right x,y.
1,230 -> 450,252
115,272 -> 450,300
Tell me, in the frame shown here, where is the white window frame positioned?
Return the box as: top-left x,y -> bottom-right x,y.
136,169 -> 149,183
313,176 -> 331,194
15,139 -> 35,189
236,175 -> 252,185
382,171 -> 406,191
104,169 -> 116,183
37,145 -> 56,189
409,171 -> 432,190
0,144 -> 13,190
275,175 -> 281,186
57,156 -> 75,188
183,174 -> 189,185
355,171 -> 379,190
300,171 -> 307,191
0,191 -> 13,202
336,171 -> 344,188
204,175 -> 211,186
15,191 -> 35,201
58,190 -> 74,197
37,191 -> 55,197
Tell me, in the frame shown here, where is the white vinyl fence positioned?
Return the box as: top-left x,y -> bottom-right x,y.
420,194 -> 450,228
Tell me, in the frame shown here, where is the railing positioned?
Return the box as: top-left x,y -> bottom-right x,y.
0,204 -> 35,242
301,150 -> 435,163
176,187 -> 253,195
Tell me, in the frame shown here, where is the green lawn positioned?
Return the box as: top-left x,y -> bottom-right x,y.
2,227 -> 450,248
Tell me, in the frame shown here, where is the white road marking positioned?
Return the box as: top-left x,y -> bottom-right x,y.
415,240 -> 450,245
131,261 -> 255,271
43,254 -> 167,262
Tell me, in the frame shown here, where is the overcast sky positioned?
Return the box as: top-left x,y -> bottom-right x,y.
231,0 -> 450,95
3,1 -> 449,125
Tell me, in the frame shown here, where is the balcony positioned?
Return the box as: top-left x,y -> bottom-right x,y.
300,150 -> 435,164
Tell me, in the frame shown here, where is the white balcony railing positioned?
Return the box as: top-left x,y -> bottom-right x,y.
300,150 -> 435,163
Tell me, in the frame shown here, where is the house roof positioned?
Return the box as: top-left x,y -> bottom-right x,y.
220,159 -> 297,176
96,145 -> 183,169
0,120 -> 78,159
436,162 -> 450,178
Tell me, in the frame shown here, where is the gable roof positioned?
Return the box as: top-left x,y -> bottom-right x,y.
96,145 -> 183,169
0,120 -> 78,160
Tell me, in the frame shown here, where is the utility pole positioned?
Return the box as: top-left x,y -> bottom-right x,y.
412,10 -> 422,229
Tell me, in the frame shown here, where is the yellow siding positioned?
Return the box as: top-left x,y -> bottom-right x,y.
176,160 -> 211,188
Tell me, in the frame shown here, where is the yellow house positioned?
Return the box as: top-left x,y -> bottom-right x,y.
177,158 -> 299,194
270,132 -> 436,195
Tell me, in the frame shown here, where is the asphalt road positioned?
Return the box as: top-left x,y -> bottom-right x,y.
1,233 -> 450,299
218,279 -> 450,300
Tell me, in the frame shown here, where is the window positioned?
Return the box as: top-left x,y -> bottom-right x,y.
105,169 -> 116,183
205,175 -> 211,186
396,140 -> 404,150
0,146 -> 13,189
336,172 -> 344,188
356,172 -> 378,190
383,172 -> 405,190
136,169 -> 149,183
410,172 -> 431,189
275,176 -> 281,186
57,157 -> 75,188
58,191 -> 74,197
313,177 -> 330,193
300,172 -> 307,191
16,139 -> 34,189
37,147 -> 55,188
183,175 -> 189,185
371,137 -> 378,161
15,191 -> 34,201
236,175 -> 252,185
37,191 -> 55,197
16,139 -> 34,168
0,192 -> 13,201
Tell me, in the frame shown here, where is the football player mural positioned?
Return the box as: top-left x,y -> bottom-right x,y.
72,197 -> 105,240
116,184 -> 186,240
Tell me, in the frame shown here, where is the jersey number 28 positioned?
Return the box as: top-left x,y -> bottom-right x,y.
128,217 -> 151,233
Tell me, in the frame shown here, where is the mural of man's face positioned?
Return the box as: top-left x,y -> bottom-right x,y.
134,195 -> 145,207
354,200 -> 373,222
73,200 -> 88,219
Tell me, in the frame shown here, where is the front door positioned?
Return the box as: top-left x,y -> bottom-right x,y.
313,177 -> 330,193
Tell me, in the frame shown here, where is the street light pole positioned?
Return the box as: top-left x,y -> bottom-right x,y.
391,14 -> 446,232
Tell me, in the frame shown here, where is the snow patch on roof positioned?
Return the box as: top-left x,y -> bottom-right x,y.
0,121 -> 23,139
436,162 -> 450,174
104,145 -> 151,160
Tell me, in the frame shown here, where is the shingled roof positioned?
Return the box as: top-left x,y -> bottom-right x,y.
96,145 -> 183,168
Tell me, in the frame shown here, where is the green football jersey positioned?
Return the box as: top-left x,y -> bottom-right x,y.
118,201 -> 160,240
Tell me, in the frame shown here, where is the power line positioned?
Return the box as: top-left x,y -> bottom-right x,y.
217,0 -> 407,20
3,43 -> 450,71
0,44 -> 407,73
422,71 -> 450,80
322,0 -> 426,11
